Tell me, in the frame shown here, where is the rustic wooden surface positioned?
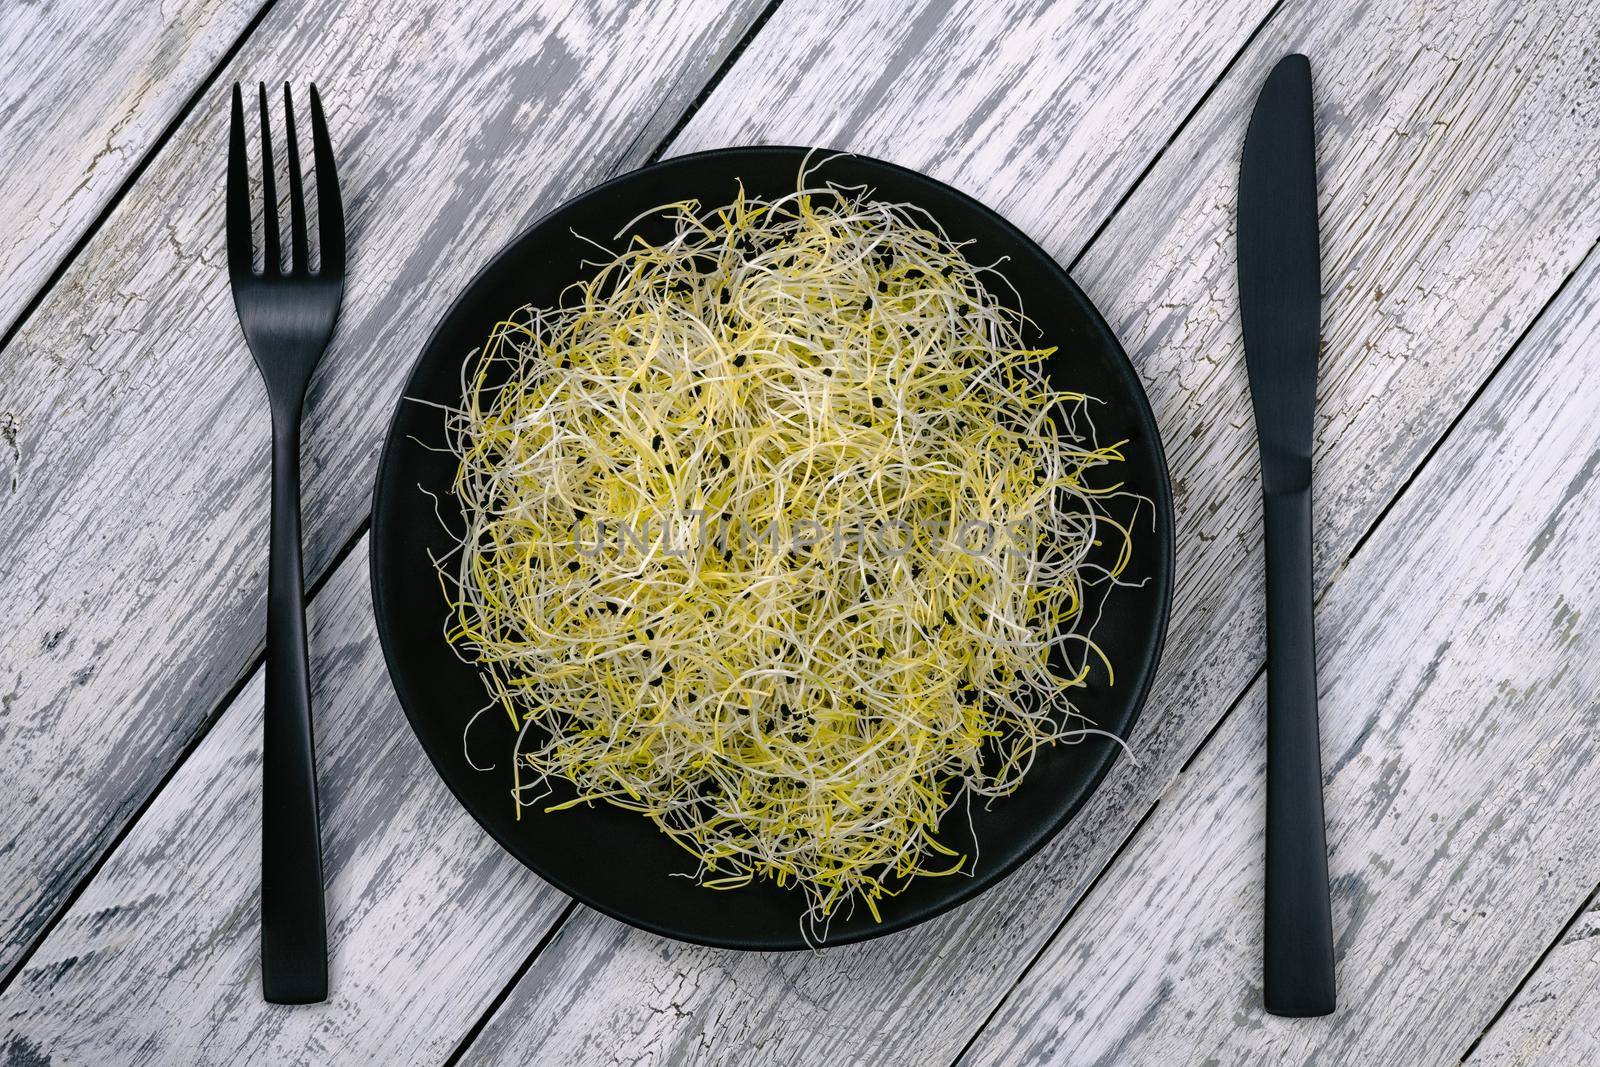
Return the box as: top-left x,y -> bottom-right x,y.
0,549 -> 571,1064
1,0 -> 1597,1064
0,0 -> 268,343
1471,886 -> 1600,1065
0,0 -> 767,982
960,245 -> 1600,1066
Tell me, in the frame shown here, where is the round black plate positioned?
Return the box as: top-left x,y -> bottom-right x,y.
370,147 -> 1173,950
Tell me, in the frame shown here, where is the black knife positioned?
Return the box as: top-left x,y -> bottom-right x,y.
1237,53 -> 1336,1018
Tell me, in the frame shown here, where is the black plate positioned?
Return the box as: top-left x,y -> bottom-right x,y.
370,147 -> 1173,950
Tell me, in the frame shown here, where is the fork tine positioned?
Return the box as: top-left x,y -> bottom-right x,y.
257,83 -> 280,274
226,84 -> 253,277
307,84 -> 344,276
282,84 -> 309,273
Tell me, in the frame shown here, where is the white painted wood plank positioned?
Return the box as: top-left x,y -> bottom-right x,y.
456,0 -> 1600,1063
0,0 -> 1273,1055
0,0 -> 768,979
958,247 -> 1600,1066
1468,893 -> 1600,1065
9,1 -> 1598,1063
667,0 -> 1273,281
0,538 -> 568,1066
0,0 -> 1282,1058
0,0 -> 267,346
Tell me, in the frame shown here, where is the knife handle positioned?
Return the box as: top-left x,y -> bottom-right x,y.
1261,485 -> 1336,1017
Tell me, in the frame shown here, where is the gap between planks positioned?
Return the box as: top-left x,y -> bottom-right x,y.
1460,879 -> 1600,1062
0,0 -> 282,361
641,0 -> 788,167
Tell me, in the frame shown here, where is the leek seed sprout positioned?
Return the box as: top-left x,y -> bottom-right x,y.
436,165 -> 1145,936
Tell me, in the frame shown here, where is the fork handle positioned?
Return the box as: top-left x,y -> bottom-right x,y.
262,408 -> 328,1004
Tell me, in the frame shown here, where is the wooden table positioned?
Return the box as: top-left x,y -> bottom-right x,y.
2,0 -> 1597,1063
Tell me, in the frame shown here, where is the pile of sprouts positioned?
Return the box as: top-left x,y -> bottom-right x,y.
437,164 -> 1143,937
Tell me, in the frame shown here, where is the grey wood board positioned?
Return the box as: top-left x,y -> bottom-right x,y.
0,0 -> 1285,1056
1468,898 -> 1600,1063
959,245 -> 1600,1066
666,0 -> 1277,281
0,0 -> 769,980
2,0 -> 1599,1064
0,0 -> 267,350
0,0 -> 1271,998
455,0 -> 1600,1064
0,544 -> 569,1066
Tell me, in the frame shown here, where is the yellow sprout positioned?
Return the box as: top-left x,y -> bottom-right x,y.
436,168 -> 1145,938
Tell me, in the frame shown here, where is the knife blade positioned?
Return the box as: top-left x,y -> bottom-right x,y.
1238,52 -> 1337,1018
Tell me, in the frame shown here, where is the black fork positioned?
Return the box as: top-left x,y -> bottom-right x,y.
226,82 -> 345,1005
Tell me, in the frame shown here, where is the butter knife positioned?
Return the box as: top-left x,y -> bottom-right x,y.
1238,52 -> 1337,1017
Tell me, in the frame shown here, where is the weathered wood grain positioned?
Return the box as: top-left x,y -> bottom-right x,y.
1468,891 -> 1600,1065
959,247 -> 1600,1067
0,0 -> 267,347
667,0 -> 1273,278
0,0 -> 768,979
456,0 -> 1600,1064
0,540 -> 568,1066
0,0 -> 1286,1055
7,0 -> 1600,1064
